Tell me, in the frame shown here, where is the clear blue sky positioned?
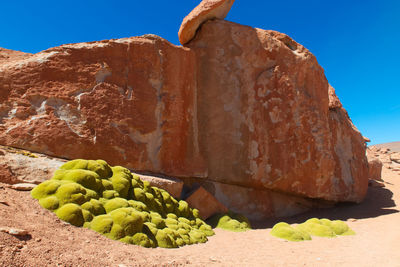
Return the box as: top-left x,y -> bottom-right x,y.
1,1 -> 399,145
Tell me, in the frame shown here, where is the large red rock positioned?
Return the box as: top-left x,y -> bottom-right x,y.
188,20 -> 368,202
0,36 -> 206,178
0,8 -> 369,219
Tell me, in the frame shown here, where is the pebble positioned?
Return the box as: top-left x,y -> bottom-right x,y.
0,227 -> 29,236
10,183 -> 36,191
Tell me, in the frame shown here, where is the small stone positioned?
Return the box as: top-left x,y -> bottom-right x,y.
16,244 -> 23,249
35,238 -> 41,242
0,227 -> 29,236
10,183 -> 36,191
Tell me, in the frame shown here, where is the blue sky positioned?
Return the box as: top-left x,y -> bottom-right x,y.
1,1 -> 399,144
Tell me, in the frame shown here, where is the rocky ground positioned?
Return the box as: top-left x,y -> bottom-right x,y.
368,145 -> 400,172
1,155 -> 399,266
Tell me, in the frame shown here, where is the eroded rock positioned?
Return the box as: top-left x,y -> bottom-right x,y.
178,0 -> 235,45
0,5 -> 369,219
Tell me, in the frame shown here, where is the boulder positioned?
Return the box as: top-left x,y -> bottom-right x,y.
185,186 -> 228,220
178,0 -> 235,45
0,146 -> 65,185
136,173 -> 183,199
367,157 -> 383,181
188,20 -> 368,202
0,36 -> 206,179
0,5 -> 369,219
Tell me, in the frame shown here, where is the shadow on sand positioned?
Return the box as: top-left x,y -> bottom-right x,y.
252,186 -> 399,229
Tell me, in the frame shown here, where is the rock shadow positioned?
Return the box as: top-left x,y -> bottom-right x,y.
252,186 -> 398,229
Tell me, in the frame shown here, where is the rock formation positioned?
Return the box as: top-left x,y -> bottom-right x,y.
178,0 -> 235,45
0,1 -> 369,220
367,146 -> 400,173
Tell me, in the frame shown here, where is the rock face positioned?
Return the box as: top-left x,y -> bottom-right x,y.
178,0 -> 235,45
0,36 -> 205,178
188,20 -> 368,202
0,4 -> 369,219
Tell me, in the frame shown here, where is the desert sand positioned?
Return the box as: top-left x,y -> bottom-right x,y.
0,166 -> 399,267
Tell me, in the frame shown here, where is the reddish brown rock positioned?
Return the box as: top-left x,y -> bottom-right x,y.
185,186 -> 228,220
0,36 -> 206,179
178,0 -> 235,45
188,20 -> 368,202
0,9 -> 369,219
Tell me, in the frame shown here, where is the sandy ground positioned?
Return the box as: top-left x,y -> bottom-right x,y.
1,167 -> 399,267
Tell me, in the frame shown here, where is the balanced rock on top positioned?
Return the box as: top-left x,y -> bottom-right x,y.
178,0 -> 235,45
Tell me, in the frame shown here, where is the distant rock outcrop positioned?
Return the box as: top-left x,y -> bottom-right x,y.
0,1 -> 369,220
368,146 -> 400,173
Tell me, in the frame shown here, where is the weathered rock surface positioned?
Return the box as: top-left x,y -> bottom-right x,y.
178,0 -> 235,45
0,4 -> 369,219
0,36 -> 205,179
188,20 -> 368,202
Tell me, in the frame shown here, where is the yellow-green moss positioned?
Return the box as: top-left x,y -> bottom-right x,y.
31,159 -> 214,248
270,218 -> 355,242
270,222 -> 311,242
207,211 -> 251,232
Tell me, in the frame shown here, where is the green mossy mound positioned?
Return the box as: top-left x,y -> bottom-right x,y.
31,159 -> 214,248
207,212 -> 251,232
270,218 -> 355,241
270,222 -> 311,242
